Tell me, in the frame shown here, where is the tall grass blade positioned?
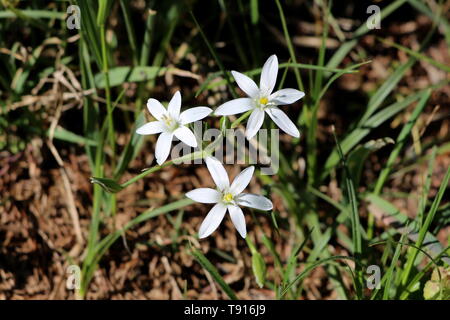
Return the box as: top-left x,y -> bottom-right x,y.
191,247 -> 238,300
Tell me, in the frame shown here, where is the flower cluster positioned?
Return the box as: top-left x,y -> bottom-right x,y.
136,55 -> 304,238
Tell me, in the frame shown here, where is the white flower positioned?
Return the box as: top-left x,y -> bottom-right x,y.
186,157 -> 273,239
136,91 -> 212,165
215,54 -> 304,139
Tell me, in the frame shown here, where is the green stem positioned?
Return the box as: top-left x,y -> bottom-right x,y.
230,110 -> 252,129
119,0 -> 139,65
274,0 -> 304,92
190,11 -> 238,99
120,151 -> 205,188
401,166 -> 450,285
100,24 -> 116,166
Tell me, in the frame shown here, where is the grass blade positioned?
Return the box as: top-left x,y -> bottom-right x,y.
274,0 -> 303,91
281,256 -> 355,297
332,127 -> 363,298
402,165 -> 450,284
190,247 -> 238,300
374,89 -> 431,193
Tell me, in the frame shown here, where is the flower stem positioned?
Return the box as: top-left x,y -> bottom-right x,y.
120,151 -> 205,188
100,23 -> 116,167
231,110 -> 252,129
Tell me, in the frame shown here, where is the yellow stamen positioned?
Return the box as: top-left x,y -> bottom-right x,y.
222,193 -> 233,202
164,116 -> 173,127
162,115 -> 178,131
259,97 -> 268,105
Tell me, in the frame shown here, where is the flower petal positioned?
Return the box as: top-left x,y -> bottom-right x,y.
174,126 -> 197,147
245,108 -> 265,140
214,98 -> 253,116
228,205 -> 247,238
186,188 -> 221,203
237,193 -> 273,211
168,91 -> 182,118
266,107 -> 300,138
230,166 -> 254,196
155,132 -> 173,165
147,98 -> 167,121
260,54 -> 278,95
198,203 -> 227,238
231,71 -> 259,98
205,156 -> 229,191
136,121 -> 165,135
180,106 -> 212,124
270,88 -> 305,105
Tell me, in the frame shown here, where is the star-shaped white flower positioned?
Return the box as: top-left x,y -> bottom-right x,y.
186,157 -> 273,239
215,54 -> 304,139
136,91 -> 212,165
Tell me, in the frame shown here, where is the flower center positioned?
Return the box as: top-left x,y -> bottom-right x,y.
222,192 -> 234,203
162,114 -> 178,131
259,97 -> 268,105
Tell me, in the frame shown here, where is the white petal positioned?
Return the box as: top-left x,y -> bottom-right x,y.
136,121 -> 165,135
245,109 -> 265,140
230,166 -> 254,196
147,98 -> 167,121
266,107 -> 300,138
174,126 -> 197,147
260,54 -> 278,95
186,188 -> 221,203
237,193 -> 273,211
168,91 -> 181,118
214,98 -> 253,116
231,71 -> 259,98
205,156 -> 229,191
228,205 -> 247,238
198,203 -> 227,238
270,88 -> 305,105
180,107 -> 212,124
155,132 -> 173,165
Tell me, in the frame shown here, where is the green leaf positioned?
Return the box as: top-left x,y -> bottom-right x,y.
383,233 -> 407,299
379,38 -> 450,73
76,0 -> 103,69
332,128 -> 363,298
49,126 -> 98,146
359,58 -> 416,125
190,247 -> 238,300
190,11 -> 238,98
402,165 -> 450,284
94,66 -> 165,88
246,237 -> 267,288
0,10 -> 65,19
408,0 -> 450,48
252,252 -> 267,288
366,193 -> 450,266
322,88 -> 431,177
274,0 -> 303,91
374,89 -> 431,193
90,177 -> 124,193
325,0 -> 407,73
281,256 -> 356,297
347,137 -> 394,187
